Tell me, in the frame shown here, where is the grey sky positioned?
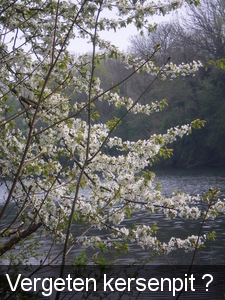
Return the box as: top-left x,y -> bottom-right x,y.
68,10 -> 174,54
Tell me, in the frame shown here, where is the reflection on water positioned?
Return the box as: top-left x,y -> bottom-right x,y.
1,167 -> 225,265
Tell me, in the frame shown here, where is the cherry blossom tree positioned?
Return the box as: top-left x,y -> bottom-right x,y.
0,0 -> 224,279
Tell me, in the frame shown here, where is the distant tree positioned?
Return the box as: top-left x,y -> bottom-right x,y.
129,22 -> 185,63
130,0 -> 225,63
181,0 -> 225,61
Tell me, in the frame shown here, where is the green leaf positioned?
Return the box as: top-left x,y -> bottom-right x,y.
207,231 -> 216,242
106,117 -> 121,131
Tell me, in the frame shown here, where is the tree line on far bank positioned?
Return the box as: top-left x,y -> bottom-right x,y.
91,0 -> 225,167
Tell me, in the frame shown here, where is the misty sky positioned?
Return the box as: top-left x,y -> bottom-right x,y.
68,9 -> 174,54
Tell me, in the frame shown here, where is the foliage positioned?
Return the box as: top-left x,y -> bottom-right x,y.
0,2 -> 224,294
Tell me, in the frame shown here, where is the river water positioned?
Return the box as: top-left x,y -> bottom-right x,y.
1,167 -> 225,265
